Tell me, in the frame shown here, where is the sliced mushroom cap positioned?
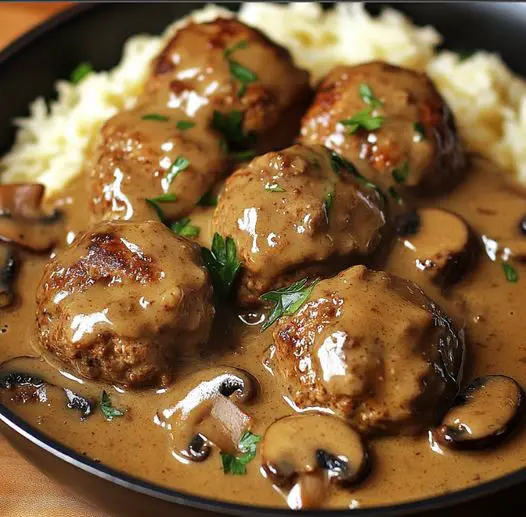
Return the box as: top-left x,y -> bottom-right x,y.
0,183 -> 64,252
0,245 -> 17,308
158,367 -> 258,462
262,413 -> 370,489
396,208 -> 478,287
435,375 -> 525,450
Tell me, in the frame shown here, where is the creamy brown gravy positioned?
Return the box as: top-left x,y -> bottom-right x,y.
0,156 -> 525,509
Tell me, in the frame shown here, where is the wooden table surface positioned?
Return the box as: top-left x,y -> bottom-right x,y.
0,4 -> 524,517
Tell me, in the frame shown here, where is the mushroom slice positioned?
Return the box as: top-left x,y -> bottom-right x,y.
0,245 -> 17,308
0,183 -> 64,252
435,375 -> 525,450
262,413 -> 370,508
158,367 -> 258,462
397,208 -> 478,287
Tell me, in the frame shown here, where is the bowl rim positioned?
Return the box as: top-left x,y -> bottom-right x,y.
1,3 -> 525,516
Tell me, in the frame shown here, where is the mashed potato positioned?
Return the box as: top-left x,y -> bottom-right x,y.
2,2 -> 526,194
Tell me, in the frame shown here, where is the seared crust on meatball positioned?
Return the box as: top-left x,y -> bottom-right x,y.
213,144 -> 387,306
300,62 -> 466,195
273,265 -> 464,435
90,18 -> 311,222
36,221 -> 215,388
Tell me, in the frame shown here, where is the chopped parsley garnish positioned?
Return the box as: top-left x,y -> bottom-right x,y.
171,217 -> 200,238
502,262 -> 519,283
414,122 -> 426,142
100,391 -> 125,421
146,193 -> 177,223
223,40 -> 258,97
340,108 -> 384,134
213,110 -> 255,159
221,431 -> 261,475
264,182 -> 285,193
260,277 -> 318,331
323,189 -> 335,222
164,156 -> 190,187
197,190 -> 218,207
176,120 -> 195,131
391,162 -> 410,184
70,62 -> 93,84
202,233 -> 241,300
231,150 -> 256,162
330,151 -> 387,204
388,186 -> 403,205
141,113 -> 169,122
359,83 -> 383,108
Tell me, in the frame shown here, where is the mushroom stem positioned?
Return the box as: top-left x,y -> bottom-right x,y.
287,473 -> 328,510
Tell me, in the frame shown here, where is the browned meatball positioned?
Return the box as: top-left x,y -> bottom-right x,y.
213,144 -> 386,306
36,221 -> 214,388
273,265 -> 465,435
300,62 -> 465,196
90,18 -> 311,222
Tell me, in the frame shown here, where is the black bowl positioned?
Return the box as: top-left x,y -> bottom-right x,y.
1,3 -> 525,516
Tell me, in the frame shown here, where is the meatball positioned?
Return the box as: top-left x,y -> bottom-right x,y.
90,18 -> 311,222
36,221 -> 215,388
213,144 -> 387,305
273,265 -> 465,435
300,62 -> 466,195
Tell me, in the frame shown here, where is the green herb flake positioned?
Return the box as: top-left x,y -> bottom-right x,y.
171,217 -> 200,238
213,110 -> 255,159
223,39 -> 258,97
340,108 -> 384,134
388,186 -> 403,205
323,189 -> 335,222
231,150 -> 256,163
502,262 -> 519,283
221,431 -> 261,475
145,193 -> 177,223
70,62 -> 93,84
359,83 -> 383,108
100,391 -> 125,421
164,156 -> 190,187
260,278 -> 318,331
141,113 -> 169,122
458,50 -> 475,62
264,182 -> 285,193
330,151 -> 387,205
197,191 -> 218,207
176,120 -> 195,131
201,233 -> 241,300
414,122 -> 426,142
391,161 -> 410,184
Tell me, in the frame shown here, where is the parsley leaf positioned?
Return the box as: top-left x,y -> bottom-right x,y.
221,431 -> 261,475
340,108 -> 384,134
197,190 -> 218,207
171,217 -> 200,238
458,50 -> 475,62
223,40 -> 258,97
201,233 -> 241,300
100,391 -> 125,421
70,62 -> 93,84
141,113 -> 169,122
164,156 -> 190,188
359,83 -> 383,108
213,110 -> 255,159
502,262 -> 519,283
330,151 -> 387,204
414,122 -> 426,142
391,162 -> 410,184
260,278 -> 318,331
176,120 -> 195,130
231,150 -> 256,163
145,193 -> 177,224
264,182 -> 285,193
388,186 -> 404,205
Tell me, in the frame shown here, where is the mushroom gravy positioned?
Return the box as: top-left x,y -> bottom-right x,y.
0,155 -> 525,509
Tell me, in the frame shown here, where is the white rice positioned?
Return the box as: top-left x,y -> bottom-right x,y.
2,2 -> 526,195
